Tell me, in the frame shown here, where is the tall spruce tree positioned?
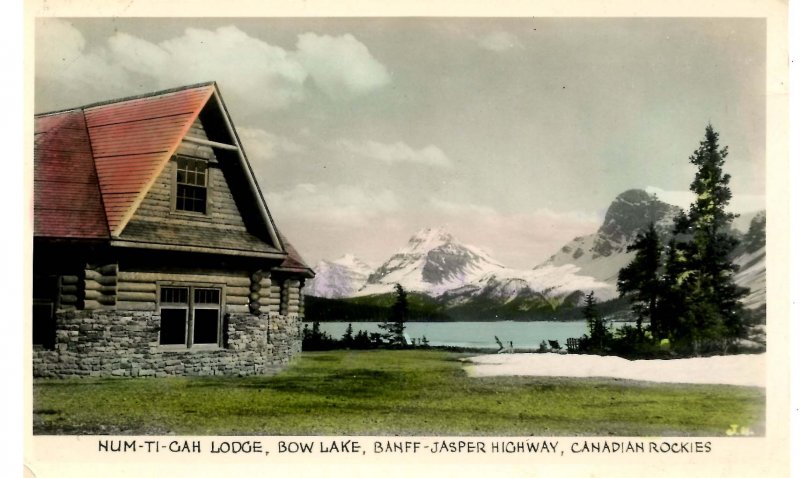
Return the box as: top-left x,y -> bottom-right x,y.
379,284 -> 409,346
672,125 -> 748,353
617,222 -> 663,338
658,238 -> 687,342
582,291 -> 609,352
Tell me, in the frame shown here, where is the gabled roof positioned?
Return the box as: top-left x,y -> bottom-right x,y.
33,82 -> 310,270
83,83 -> 214,235
34,110 -> 108,239
275,233 -> 315,278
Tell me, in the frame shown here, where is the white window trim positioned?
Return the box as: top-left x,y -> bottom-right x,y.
170,155 -> 213,217
157,282 -> 226,350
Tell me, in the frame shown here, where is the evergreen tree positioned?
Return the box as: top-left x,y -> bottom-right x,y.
389,284 -> 409,345
672,125 -> 748,353
743,212 -> 766,253
378,284 -> 409,346
582,291 -> 609,352
617,222 -> 663,337
342,323 -> 354,348
657,238 -> 687,342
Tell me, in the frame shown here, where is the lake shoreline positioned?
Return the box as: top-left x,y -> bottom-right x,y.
303,318 -> 635,323
311,320 -> 636,350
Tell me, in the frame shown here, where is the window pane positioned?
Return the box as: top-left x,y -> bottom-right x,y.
177,158 -> 207,186
194,288 -> 220,304
160,287 -> 188,304
176,184 -> 207,213
160,308 -> 187,345
32,302 -> 55,349
193,309 -> 219,344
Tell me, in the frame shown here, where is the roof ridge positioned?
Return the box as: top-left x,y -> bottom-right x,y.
35,81 -> 217,117
81,108 -> 111,238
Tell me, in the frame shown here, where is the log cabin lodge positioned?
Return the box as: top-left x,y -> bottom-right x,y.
32,82 -> 314,378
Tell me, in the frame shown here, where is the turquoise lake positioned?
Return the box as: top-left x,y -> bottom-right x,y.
315,321 -> 632,349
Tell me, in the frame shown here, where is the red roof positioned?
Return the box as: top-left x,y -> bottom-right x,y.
277,236 -> 315,277
84,85 -> 214,234
34,110 -> 108,239
33,82 -> 312,272
34,84 -> 214,238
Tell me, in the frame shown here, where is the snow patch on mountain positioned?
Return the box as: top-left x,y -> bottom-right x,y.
734,246 -> 766,310
536,189 -> 681,285
358,227 -> 506,297
304,254 -> 373,298
486,265 -> 617,302
306,191 -> 766,318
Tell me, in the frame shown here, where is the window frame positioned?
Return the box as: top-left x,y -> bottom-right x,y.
171,155 -> 211,216
157,282 -> 225,350
32,274 -> 60,350
32,299 -> 56,350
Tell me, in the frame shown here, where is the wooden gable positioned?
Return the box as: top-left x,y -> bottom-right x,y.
91,83 -> 287,259
117,115 -> 283,257
84,84 -> 215,235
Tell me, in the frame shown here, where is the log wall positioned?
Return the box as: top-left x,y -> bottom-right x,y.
83,263 -> 117,310
115,268 -> 254,314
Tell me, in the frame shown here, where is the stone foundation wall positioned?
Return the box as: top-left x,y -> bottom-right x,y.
32,310 -> 303,378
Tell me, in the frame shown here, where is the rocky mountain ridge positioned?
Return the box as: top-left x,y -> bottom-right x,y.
304,189 -> 766,318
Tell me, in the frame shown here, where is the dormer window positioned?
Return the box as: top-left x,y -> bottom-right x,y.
175,156 -> 208,213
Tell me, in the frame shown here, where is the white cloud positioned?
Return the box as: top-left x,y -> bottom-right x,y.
36,21 -> 391,112
238,127 -> 306,161
295,33 -> 390,99
478,31 -> 519,52
267,183 -> 400,228
108,26 -> 308,110
35,19 -> 131,93
337,139 -> 452,168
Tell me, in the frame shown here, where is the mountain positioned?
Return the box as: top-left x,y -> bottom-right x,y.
437,266 -> 615,320
430,190 -> 683,317
357,227 -> 506,297
535,190 -> 765,311
304,190 -> 766,321
309,226 -> 617,320
304,254 -> 372,299
537,189 -> 682,284
733,210 -> 766,311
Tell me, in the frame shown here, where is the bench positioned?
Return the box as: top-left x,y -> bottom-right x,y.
566,338 -> 580,353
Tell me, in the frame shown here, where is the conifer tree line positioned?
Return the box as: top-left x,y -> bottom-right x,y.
615,125 -> 751,355
303,283 -> 422,350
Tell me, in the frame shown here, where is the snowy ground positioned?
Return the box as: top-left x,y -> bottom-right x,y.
464,353 -> 765,387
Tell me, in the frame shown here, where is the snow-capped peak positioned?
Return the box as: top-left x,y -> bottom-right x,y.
402,227 -> 456,253
358,227 -> 505,296
304,254 -> 373,299
331,253 -> 372,272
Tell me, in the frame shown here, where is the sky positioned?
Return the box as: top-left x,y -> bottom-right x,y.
34,17 -> 766,268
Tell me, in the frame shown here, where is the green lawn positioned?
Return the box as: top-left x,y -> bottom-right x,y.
32,350 -> 764,436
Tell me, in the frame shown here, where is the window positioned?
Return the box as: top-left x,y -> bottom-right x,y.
175,157 -> 208,213
32,275 -> 58,349
159,285 -> 221,347
32,300 -> 55,349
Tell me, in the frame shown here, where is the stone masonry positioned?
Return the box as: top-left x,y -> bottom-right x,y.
32,310 -> 303,378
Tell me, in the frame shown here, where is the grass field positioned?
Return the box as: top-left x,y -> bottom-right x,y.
32,350 -> 764,436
